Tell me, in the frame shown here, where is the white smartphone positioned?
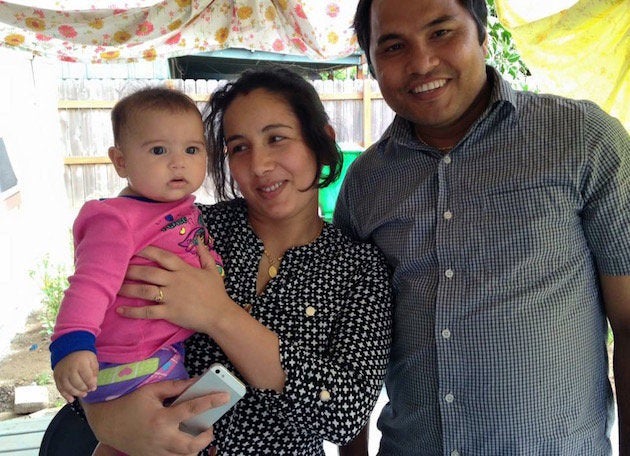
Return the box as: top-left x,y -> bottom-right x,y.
170,363 -> 246,436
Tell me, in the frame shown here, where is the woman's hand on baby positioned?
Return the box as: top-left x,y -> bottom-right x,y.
118,244 -> 231,333
53,350 -> 98,403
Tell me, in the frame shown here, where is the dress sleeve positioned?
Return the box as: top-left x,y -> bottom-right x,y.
274,248 -> 392,445
52,201 -> 135,341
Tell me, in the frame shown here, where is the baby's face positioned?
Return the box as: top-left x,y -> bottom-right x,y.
113,108 -> 207,202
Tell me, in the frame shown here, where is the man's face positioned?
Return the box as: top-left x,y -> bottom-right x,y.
369,0 -> 488,138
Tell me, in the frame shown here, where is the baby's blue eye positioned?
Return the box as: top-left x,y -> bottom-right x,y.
186,146 -> 199,155
151,146 -> 166,155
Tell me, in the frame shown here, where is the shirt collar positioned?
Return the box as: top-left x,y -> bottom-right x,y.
383,66 -> 518,150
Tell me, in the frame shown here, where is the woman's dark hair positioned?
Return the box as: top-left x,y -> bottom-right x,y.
111,86 -> 201,146
353,0 -> 488,76
203,66 -> 342,201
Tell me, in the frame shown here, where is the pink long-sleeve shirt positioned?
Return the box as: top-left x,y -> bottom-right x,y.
51,195 -> 218,365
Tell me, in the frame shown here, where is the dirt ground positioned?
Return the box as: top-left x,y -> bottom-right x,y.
0,310 -> 64,419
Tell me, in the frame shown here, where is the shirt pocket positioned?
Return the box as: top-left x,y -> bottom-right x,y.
479,185 -> 584,277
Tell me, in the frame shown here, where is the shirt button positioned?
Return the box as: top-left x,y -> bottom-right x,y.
441,329 -> 451,339
319,389 -> 331,402
445,393 -> 455,403
443,155 -> 452,164
451,451 -> 461,456
443,210 -> 453,220
445,269 -> 454,279
305,306 -> 316,317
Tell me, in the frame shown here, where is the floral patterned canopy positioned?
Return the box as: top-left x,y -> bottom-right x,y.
0,0 -> 358,63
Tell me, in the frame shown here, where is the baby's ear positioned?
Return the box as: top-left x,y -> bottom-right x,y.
108,146 -> 127,178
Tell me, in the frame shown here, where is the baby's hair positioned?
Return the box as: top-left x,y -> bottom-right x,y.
111,87 -> 201,146
204,66 -> 343,200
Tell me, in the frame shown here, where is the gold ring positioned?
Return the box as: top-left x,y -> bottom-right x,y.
154,287 -> 164,303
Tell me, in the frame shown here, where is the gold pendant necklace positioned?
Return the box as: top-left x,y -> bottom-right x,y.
263,249 -> 282,278
261,219 -> 324,279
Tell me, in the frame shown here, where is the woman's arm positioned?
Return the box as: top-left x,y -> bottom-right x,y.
118,245 -> 287,391
82,378 -> 228,456
270,249 -> 392,445
118,243 -> 393,446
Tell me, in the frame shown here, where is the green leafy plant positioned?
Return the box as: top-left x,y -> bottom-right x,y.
486,0 -> 531,89
35,371 -> 53,386
607,324 -> 614,346
28,254 -> 70,335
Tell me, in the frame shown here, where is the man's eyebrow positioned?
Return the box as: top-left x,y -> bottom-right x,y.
375,14 -> 457,46
428,15 -> 456,27
376,32 -> 401,46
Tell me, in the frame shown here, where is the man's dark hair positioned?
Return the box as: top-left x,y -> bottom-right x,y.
353,0 -> 488,75
204,66 -> 342,201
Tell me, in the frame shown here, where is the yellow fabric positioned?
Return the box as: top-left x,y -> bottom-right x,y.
496,0 -> 629,131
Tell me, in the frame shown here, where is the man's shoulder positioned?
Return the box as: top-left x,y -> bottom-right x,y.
514,89 -> 614,125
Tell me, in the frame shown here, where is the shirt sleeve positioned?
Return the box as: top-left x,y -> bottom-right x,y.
52,200 -> 135,342
268,248 -> 392,445
580,105 -> 630,275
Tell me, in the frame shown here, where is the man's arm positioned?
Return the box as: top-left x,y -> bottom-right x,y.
601,274 -> 630,456
339,422 -> 369,456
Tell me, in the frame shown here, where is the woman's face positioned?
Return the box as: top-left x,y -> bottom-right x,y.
223,88 -> 320,223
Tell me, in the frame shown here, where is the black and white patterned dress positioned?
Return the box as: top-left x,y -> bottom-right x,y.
189,198 -> 392,455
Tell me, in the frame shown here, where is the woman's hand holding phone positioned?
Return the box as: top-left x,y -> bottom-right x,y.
83,378 -> 230,455
170,364 -> 246,436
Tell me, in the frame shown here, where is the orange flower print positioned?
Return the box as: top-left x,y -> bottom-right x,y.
136,21 -> 154,36
4,34 -> 25,46
58,25 -> 78,39
168,20 -> 182,31
101,50 -> 120,61
113,30 -> 131,44
237,6 -> 253,20
89,18 -> 104,29
215,27 -> 228,45
328,31 -> 339,44
265,6 -> 276,21
175,0 -> 191,7
294,5 -> 307,19
277,0 -> 288,10
326,3 -> 340,18
165,32 -> 182,45
143,48 -> 158,61
25,17 -> 46,31
273,39 -> 285,52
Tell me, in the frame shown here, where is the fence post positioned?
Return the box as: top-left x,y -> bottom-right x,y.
362,78 -> 372,148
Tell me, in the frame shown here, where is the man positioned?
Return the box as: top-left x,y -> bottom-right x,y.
334,0 -> 630,454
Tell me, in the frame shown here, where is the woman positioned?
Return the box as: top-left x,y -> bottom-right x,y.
83,67 -> 392,455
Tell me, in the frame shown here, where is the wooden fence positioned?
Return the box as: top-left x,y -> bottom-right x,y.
59,78 -> 395,210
